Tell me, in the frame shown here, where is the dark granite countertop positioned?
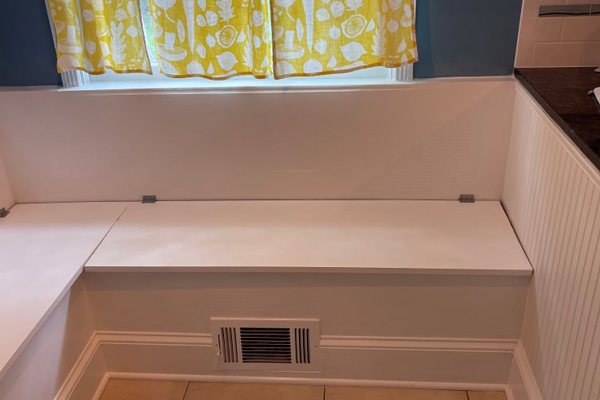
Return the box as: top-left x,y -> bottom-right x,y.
515,68 -> 600,171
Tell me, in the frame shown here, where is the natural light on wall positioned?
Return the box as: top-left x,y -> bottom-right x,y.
46,0 -> 417,89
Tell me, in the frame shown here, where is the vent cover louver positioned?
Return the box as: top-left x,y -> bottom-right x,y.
240,327 -> 292,363
294,328 -> 310,364
211,318 -> 320,371
219,327 -> 239,363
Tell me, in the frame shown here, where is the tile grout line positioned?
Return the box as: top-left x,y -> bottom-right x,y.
181,381 -> 191,400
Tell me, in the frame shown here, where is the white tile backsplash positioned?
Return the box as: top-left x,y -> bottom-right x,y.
582,41 -> 600,64
516,19 -> 538,66
567,0 -> 600,4
535,17 -> 564,41
561,15 -> 600,41
516,0 -> 599,66
522,0 -> 543,18
532,42 -> 585,65
541,0 -> 566,5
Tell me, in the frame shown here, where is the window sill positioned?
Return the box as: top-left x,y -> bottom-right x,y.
59,77 -> 416,95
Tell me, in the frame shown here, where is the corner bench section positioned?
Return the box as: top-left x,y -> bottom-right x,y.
0,202 -> 128,379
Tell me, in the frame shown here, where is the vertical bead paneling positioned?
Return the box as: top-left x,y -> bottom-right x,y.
504,85 -> 600,400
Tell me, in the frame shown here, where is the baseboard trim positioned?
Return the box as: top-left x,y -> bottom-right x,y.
95,331 -> 213,346
54,333 -> 101,400
90,374 -> 110,400
321,335 -> 518,352
95,331 -> 518,352
508,343 -> 543,400
56,331 -> 534,400
108,371 -> 509,391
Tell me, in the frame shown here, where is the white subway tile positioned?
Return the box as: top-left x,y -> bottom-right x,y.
562,16 -> 600,41
516,18 -> 538,67
535,17 -> 564,41
532,42 -> 584,66
582,42 -> 600,65
567,0 -> 600,4
523,0 -> 543,18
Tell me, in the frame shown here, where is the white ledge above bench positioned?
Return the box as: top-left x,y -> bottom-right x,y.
86,200 -> 532,276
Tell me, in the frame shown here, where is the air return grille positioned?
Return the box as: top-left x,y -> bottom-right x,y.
240,327 -> 292,363
211,318 -> 320,371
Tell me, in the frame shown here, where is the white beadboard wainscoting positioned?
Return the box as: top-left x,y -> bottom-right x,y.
504,83 -> 600,400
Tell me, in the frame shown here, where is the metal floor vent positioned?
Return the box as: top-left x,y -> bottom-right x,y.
211,318 -> 320,372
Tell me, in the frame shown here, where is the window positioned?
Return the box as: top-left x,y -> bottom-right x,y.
50,0 -> 415,90
87,64 -> 412,90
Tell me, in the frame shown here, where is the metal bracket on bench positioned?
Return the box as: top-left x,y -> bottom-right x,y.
142,195 -> 158,204
458,194 -> 475,203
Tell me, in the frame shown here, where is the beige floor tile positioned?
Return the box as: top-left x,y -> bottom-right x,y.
467,392 -> 507,400
325,386 -> 467,400
100,379 -> 189,400
184,382 -> 324,400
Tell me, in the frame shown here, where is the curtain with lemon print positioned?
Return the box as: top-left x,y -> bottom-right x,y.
271,0 -> 417,78
48,0 -> 151,74
149,0 -> 272,78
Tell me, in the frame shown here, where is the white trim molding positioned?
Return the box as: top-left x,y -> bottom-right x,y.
53,333 -> 100,400
53,332 -> 214,400
321,336 -> 518,352
506,344 -> 543,400
55,331 -> 520,400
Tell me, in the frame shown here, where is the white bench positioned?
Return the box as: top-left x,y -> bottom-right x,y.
0,203 -> 127,379
87,200 -> 532,276
0,200 -> 532,393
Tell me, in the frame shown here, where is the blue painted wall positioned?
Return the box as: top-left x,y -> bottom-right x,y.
414,0 -> 523,78
0,1 -> 61,86
0,0 -> 522,85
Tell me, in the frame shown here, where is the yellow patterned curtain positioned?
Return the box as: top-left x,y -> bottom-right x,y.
271,0 -> 417,78
148,0 -> 272,79
148,0 -> 416,79
48,0 -> 151,74
49,0 -> 416,79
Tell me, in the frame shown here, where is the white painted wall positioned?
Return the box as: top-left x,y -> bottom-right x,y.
0,279 -> 98,400
0,78 -> 515,203
84,272 -> 529,339
0,146 -> 13,210
503,84 -> 600,400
